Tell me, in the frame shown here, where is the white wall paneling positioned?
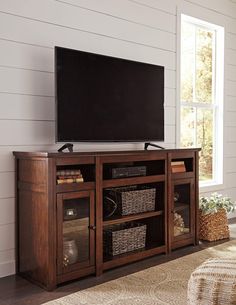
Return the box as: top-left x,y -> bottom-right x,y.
0,121 -> 54,146
182,0 -> 236,19
0,39 -> 53,72
165,88 -> 176,107
226,33 -> 236,50
225,80 -> 236,97
225,96 -> 236,111
225,157 -> 236,173
0,249 -> 15,264
165,107 -> 176,126
0,14 -> 176,70
0,172 -> 15,199
55,0 -> 177,33
0,198 -> 15,225
127,0 -> 177,15
0,1 -> 176,52
0,224 -> 15,252
225,142 -> 236,157
226,49 -> 236,66
226,64 -> 236,82
225,111 -> 236,127
225,127 -> 236,143
0,93 -> 54,121
226,173 -> 236,188
0,0 -> 235,278
0,66 -> 53,96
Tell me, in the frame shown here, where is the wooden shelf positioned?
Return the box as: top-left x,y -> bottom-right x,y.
174,202 -> 189,212
103,210 -> 163,226
102,174 -> 165,188
171,171 -> 194,179
56,181 -> 95,193
103,244 -> 166,270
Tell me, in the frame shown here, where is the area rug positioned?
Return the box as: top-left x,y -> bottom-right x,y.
43,240 -> 236,305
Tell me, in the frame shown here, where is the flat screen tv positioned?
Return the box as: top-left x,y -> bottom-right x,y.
55,46 -> 164,142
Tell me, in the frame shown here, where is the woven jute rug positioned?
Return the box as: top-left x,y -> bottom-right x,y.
43,240 -> 236,305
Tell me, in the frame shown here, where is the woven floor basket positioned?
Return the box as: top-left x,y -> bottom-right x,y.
199,208 -> 230,241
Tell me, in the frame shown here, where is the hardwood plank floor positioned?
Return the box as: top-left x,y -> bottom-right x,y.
0,219 -> 235,305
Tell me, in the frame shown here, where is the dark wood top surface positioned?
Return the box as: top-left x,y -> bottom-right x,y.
13,148 -> 201,158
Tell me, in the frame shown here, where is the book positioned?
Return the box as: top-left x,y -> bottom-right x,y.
57,177 -> 84,184
171,161 -> 186,173
56,169 -> 84,184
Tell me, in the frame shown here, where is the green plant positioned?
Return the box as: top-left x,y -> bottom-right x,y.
199,192 -> 236,215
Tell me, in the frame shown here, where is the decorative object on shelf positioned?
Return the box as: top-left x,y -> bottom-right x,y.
63,254 -> 70,267
64,208 -> 78,220
111,165 -> 146,179
171,161 -> 186,173
57,169 -> 84,184
104,185 -> 156,216
174,212 -> 184,236
103,222 -> 147,256
63,239 -> 78,266
174,192 -> 179,202
103,196 -> 118,219
174,212 -> 189,236
199,193 -> 236,241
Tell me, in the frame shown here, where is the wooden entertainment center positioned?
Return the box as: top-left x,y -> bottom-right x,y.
14,148 -> 200,290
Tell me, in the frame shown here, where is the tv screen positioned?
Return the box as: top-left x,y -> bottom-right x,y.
55,46 -> 164,142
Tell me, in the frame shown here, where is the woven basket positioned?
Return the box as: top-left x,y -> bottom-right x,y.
103,222 -> 147,256
104,186 -> 156,216
199,208 -> 230,241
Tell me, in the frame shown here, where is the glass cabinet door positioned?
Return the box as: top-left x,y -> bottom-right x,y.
57,190 -> 95,274
171,179 -> 194,241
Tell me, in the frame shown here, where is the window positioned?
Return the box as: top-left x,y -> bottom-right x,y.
179,15 -> 224,187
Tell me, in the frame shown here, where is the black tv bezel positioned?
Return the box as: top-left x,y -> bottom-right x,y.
55,46 -> 165,143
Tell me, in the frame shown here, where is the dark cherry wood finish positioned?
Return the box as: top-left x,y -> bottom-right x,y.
13,148 -> 200,290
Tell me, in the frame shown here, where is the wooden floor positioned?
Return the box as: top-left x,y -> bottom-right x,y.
1,220 -> 236,305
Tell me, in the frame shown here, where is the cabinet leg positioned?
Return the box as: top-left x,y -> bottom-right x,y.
96,266 -> 103,276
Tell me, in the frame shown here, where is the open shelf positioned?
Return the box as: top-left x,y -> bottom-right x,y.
103,216 -> 165,268
103,159 -> 165,180
103,244 -> 166,270
171,171 -> 194,179
56,164 -> 95,186
174,202 -> 189,212
171,157 -> 194,179
103,210 -> 163,226
56,181 -> 95,193
103,181 -> 165,221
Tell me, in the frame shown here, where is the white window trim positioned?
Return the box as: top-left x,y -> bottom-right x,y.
176,13 -> 224,191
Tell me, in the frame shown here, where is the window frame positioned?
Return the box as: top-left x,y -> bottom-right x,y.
178,14 -> 224,190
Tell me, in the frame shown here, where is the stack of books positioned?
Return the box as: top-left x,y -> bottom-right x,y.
57,169 -> 84,184
171,161 -> 186,173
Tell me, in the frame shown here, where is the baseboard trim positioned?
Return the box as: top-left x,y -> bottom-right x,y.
0,260 -> 15,278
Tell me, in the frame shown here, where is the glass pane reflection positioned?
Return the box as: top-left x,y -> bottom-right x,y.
63,197 -> 90,266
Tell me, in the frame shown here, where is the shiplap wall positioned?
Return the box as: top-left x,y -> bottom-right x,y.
0,0 -> 235,277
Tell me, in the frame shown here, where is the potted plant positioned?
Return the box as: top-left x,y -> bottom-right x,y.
199,193 -> 235,241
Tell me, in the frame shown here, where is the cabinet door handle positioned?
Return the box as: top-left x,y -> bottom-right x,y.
88,225 -> 96,230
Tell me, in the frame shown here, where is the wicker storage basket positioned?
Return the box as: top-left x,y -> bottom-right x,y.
104,186 -> 156,217
103,222 -> 147,256
199,208 -> 230,241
